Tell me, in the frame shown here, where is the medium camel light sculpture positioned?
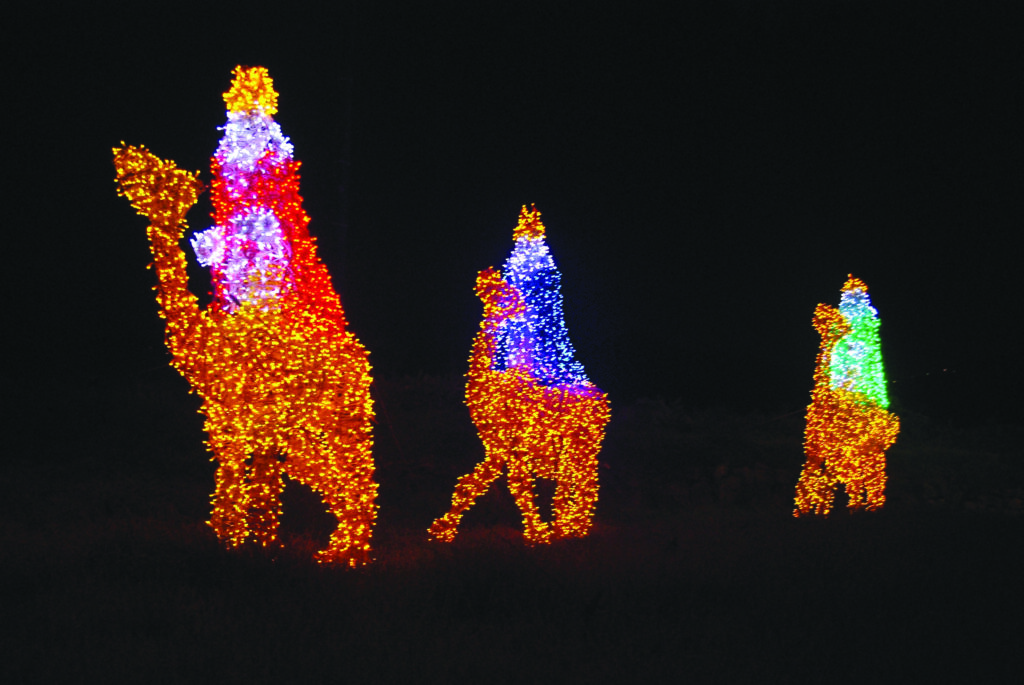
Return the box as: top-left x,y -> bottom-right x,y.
794,276 -> 899,516
114,67 -> 376,566
430,206 -> 610,544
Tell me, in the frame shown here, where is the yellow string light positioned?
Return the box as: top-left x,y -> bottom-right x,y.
222,65 -> 279,116
512,203 -> 546,241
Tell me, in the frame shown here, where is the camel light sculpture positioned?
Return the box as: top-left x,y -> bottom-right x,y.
794,276 -> 900,516
430,205 -> 610,544
113,66 -> 377,566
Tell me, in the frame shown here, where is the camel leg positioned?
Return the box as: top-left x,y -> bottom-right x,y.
844,477 -> 867,512
287,427 -> 377,566
841,449 -> 887,512
507,455 -> 552,544
861,412 -> 897,512
208,441 -> 251,547
552,436 -> 600,539
793,459 -> 837,517
319,438 -> 377,567
246,452 -> 285,548
428,450 -> 505,542
861,449 -> 888,512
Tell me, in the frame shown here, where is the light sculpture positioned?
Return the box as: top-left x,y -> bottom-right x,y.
794,276 -> 900,516
429,205 -> 610,543
113,66 -> 377,566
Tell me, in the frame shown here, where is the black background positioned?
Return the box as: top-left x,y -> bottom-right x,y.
7,0 -> 1021,425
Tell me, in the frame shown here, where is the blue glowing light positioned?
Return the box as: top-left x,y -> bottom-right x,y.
494,232 -> 590,388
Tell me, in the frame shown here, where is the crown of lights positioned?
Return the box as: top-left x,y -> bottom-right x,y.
429,206 -> 610,544
114,66 -> 377,566
794,276 -> 899,516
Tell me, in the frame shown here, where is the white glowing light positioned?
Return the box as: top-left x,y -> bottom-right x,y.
497,235 -> 590,387
193,208 -> 294,310
215,110 -> 293,173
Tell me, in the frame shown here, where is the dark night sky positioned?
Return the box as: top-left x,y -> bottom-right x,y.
6,1 -> 1022,424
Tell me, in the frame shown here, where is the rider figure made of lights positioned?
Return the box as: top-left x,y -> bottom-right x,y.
429,205 -> 611,544
794,276 -> 900,517
113,67 -> 377,566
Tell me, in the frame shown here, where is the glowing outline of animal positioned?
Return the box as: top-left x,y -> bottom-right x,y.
794,278 -> 899,516
113,67 -> 376,566
429,208 -> 610,543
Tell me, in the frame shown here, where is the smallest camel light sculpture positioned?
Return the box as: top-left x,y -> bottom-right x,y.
794,276 -> 900,516
429,206 -> 610,544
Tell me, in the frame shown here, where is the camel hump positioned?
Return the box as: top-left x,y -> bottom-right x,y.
113,144 -> 203,223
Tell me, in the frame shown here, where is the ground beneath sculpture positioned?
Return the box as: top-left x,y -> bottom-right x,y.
5,374 -> 1022,681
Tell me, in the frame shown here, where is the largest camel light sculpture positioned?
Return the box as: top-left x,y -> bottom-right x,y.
429,206 -> 610,544
794,276 -> 900,516
113,67 -> 376,566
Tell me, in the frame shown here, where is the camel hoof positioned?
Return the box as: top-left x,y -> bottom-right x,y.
315,545 -> 371,567
428,518 -> 458,543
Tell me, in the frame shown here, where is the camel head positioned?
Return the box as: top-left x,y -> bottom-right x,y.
113,144 -> 203,224
476,267 -> 525,324
812,303 -> 851,349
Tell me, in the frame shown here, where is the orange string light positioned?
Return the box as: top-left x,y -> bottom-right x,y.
429,208 -> 610,544
114,67 -> 376,566
794,277 -> 900,516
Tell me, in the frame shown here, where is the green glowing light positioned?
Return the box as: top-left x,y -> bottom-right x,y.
830,280 -> 890,408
